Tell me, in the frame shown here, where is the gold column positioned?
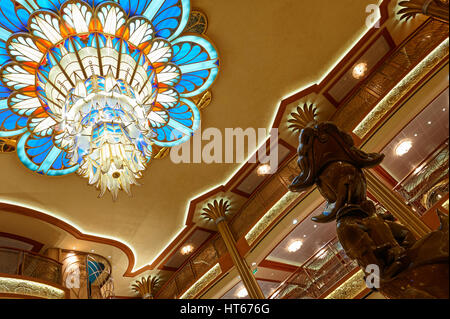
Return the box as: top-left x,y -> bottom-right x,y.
202,200 -> 265,299
365,169 -> 431,238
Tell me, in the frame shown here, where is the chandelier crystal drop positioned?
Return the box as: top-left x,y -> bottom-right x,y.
0,0 -> 219,199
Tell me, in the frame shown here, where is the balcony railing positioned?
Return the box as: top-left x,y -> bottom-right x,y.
0,247 -> 62,286
156,236 -> 225,299
268,238 -> 358,299
156,156 -> 300,299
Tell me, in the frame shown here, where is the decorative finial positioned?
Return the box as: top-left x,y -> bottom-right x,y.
201,199 -> 230,222
398,0 -> 449,22
0,138 -> 16,153
131,276 -> 160,299
287,103 -> 318,133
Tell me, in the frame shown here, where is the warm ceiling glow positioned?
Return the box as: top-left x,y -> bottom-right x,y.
352,62 -> 368,79
181,244 -> 194,255
287,240 -> 303,253
395,140 -> 413,156
236,287 -> 249,298
257,164 -> 272,176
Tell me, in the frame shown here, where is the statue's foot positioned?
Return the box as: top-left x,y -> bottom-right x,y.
311,211 -> 336,223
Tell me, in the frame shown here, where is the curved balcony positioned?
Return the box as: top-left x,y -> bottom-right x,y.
0,247 -> 68,299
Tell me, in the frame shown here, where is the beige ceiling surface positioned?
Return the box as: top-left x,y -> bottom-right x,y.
0,0 -> 379,291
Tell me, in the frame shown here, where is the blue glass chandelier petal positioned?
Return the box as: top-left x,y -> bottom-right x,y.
17,132 -> 79,175
35,0 -> 67,12
142,0 -> 189,41
152,98 -> 199,147
0,41 -> 11,66
0,0 -> 30,34
0,99 -> 28,137
171,35 -> 219,97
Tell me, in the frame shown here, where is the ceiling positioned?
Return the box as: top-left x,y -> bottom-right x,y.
381,87 -> 449,181
265,202 -> 337,267
0,0 -> 398,295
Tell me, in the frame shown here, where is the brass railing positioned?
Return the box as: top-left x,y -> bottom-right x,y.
156,156 -> 298,299
268,238 -> 358,299
394,141 -> 449,216
156,236 -> 224,299
0,247 -> 62,286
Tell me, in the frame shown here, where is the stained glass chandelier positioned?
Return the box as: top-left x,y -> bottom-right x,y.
0,0 -> 219,199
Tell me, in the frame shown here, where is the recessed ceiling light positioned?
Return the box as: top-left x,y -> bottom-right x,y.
287,240 -> 303,253
352,62 -> 368,79
414,133 -> 418,137
236,287 -> 248,298
313,225 -> 317,228
303,235 -> 307,238
427,121 -> 432,125
181,244 -> 194,255
252,262 -> 257,267
293,219 -> 298,225
395,140 -> 413,156
443,108 -> 447,112
257,163 -> 272,176
108,256 -> 112,259
91,249 -> 95,253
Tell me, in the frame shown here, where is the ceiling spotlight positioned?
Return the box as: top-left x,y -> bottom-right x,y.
181,244 -> 194,255
313,225 -> 317,228
257,163 -> 272,176
414,133 -> 418,137
293,219 -> 298,225
443,108 -> 447,112
395,140 -> 413,156
90,249 -> 95,253
236,287 -> 248,298
352,62 -> 368,79
287,240 -> 303,253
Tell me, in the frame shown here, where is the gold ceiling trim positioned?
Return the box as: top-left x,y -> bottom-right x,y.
324,270 -> 367,299
354,38 -> 449,138
185,10 -> 209,35
245,191 -> 300,245
0,276 -> 66,299
179,263 -> 221,299
0,138 -> 16,153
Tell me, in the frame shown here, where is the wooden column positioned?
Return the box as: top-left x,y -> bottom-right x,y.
365,169 -> 431,238
202,200 -> 265,299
